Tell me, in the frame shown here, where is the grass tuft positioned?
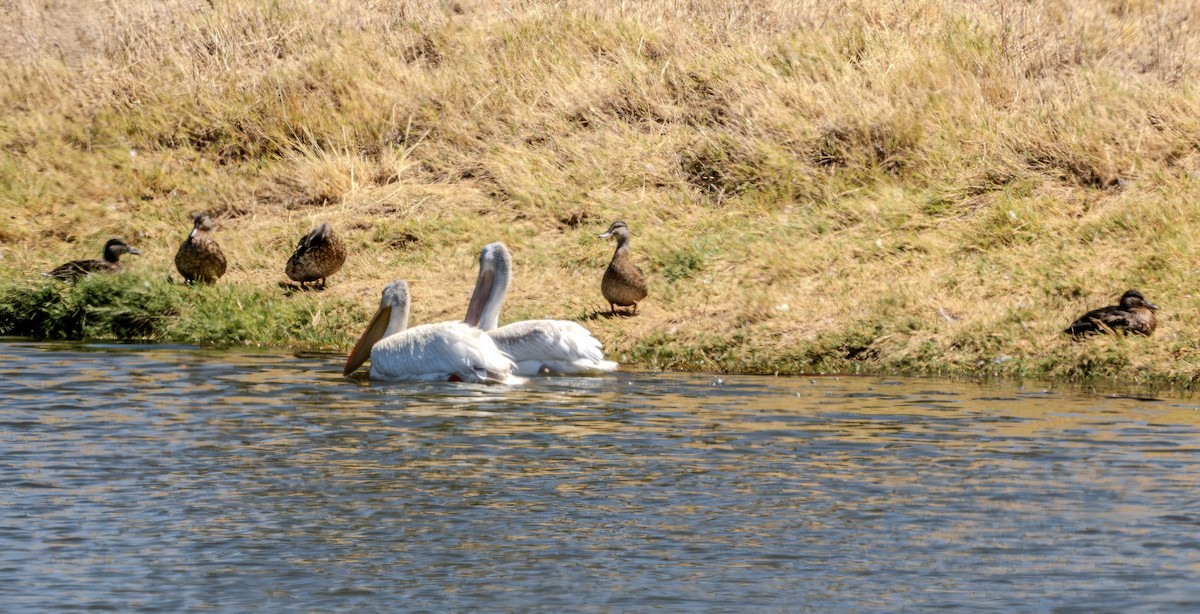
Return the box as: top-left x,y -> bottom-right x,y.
0,275 -> 363,350
0,276 -> 179,341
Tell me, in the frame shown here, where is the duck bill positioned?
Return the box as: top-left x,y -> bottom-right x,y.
128,247 -> 142,256
598,230 -> 612,239
463,269 -> 494,327
1146,301 -> 1159,311
344,305 -> 391,376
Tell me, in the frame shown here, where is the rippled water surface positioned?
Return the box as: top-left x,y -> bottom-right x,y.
3,341 -> 1200,612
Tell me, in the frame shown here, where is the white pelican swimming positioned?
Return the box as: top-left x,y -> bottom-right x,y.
463,242 -> 618,376
344,279 -> 521,384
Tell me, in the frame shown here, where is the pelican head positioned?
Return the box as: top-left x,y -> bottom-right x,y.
344,279 -> 412,376
464,242 -> 512,331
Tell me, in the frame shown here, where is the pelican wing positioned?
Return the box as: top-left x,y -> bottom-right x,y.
370,321 -> 520,384
488,320 -> 618,375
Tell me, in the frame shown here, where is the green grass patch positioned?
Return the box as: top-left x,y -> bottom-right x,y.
0,275 -> 362,351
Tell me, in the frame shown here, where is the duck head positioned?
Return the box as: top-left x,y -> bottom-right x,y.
299,223 -> 333,250
598,220 -> 631,242
103,238 -> 141,263
1119,289 -> 1158,311
189,213 -> 215,238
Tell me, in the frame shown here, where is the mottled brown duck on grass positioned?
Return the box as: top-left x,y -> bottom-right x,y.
1064,289 -> 1158,337
285,222 -> 347,289
175,213 -> 226,284
598,220 -> 648,315
43,238 -> 140,281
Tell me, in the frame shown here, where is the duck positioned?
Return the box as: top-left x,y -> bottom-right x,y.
463,242 -> 618,376
344,279 -> 522,384
43,238 -> 141,281
1064,289 -> 1158,337
175,213 -> 227,284
598,220 -> 648,315
285,222 -> 347,289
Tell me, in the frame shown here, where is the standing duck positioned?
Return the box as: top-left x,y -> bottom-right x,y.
1064,289 -> 1158,337
285,222 -> 347,289
344,279 -> 521,384
175,213 -> 226,284
464,242 -> 618,375
43,238 -> 141,281
598,220 -> 648,315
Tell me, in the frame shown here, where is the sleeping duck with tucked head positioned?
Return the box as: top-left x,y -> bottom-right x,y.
286,222 -> 347,289
1064,289 -> 1158,337
43,238 -> 141,281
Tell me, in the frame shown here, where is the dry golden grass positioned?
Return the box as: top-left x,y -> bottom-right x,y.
2,0 -> 1200,384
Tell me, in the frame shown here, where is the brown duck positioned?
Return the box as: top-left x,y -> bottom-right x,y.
1064,289 -> 1158,337
285,222 -> 347,289
175,213 -> 227,284
43,238 -> 141,281
598,220 -> 648,315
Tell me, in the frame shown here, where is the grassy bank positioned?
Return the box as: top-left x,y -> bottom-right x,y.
2,0 -> 1200,385
0,274 -> 364,349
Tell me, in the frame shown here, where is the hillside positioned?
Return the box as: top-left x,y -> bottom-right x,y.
2,0 -> 1199,384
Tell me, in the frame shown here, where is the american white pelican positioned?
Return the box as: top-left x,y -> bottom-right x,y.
344,279 -> 521,384
464,242 -> 618,376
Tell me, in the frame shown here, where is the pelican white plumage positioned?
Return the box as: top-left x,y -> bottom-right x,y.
464,242 -> 618,376
344,279 -> 521,384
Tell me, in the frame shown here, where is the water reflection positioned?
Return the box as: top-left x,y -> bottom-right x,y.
1,341 -> 1199,611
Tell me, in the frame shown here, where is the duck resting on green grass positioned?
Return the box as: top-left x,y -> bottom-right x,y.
1064,289 -> 1158,337
43,238 -> 141,281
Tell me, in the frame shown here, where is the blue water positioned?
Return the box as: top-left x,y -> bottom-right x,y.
2,341 -> 1199,612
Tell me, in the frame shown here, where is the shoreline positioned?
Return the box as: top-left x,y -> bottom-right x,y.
2,329 -> 1182,398
1,273 -> 1194,391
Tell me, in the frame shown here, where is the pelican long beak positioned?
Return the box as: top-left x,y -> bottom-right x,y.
344,304 -> 391,376
464,268 -> 494,327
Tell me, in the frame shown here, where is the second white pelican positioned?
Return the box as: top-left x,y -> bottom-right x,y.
464,242 -> 618,376
344,279 -> 521,384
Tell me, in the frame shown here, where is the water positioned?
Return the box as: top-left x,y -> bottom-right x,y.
2,341 -> 1199,612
